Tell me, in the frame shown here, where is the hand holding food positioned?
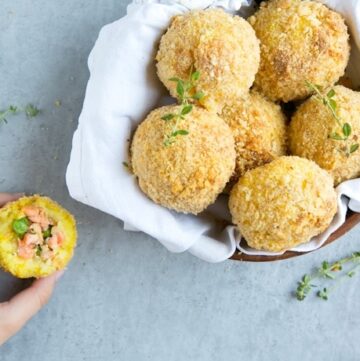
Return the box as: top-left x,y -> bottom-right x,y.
0,193 -> 64,346
0,195 -> 77,278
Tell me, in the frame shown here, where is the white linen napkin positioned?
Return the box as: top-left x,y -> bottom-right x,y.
66,0 -> 360,262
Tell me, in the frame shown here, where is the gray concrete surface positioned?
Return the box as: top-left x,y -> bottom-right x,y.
0,1 -> 360,360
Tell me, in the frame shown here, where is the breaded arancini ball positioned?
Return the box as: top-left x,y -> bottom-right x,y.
0,196 -> 77,278
156,9 -> 260,112
220,92 -> 287,180
131,105 -> 236,214
229,156 -> 337,252
289,85 -> 360,185
248,0 -> 350,102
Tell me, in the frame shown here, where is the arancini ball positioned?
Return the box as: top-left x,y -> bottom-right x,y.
248,0 -> 350,102
156,9 -> 260,112
289,85 -> 360,185
220,92 -> 287,180
229,156 -> 337,252
0,195 -> 77,279
131,105 -> 236,214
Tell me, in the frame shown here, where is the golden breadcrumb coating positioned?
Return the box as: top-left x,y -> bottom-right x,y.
0,196 -> 77,279
156,9 -> 260,112
248,0 -> 350,102
289,85 -> 360,185
131,105 -> 236,214
229,156 -> 337,252
220,92 -> 287,180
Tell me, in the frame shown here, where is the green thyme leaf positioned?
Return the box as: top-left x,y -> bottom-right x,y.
176,80 -> 185,99
9,105 -> 18,113
0,105 -> 19,124
330,133 -> 344,141
327,89 -> 336,98
12,217 -> 30,238
350,144 -> 359,154
317,288 -> 329,301
342,123 -> 352,138
181,105 -> 193,116
347,271 -> 356,278
192,91 -> 205,100
169,77 -> 181,82
295,274 -> 315,301
191,71 -> 200,82
25,104 -> 40,118
172,129 -> 189,137
328,99 -> 337,112
161,114 -> 175,121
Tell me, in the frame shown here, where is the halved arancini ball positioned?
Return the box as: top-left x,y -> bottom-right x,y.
289,85 -> 360,185
156,9 -> 260,112
229,156 -> 337,252
220,92 -> 287,181
0,195 -> 77,278
249,0 -> 350,102
131,105 -> 236,214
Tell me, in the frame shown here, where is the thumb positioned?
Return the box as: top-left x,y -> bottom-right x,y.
0,270 -> 64,345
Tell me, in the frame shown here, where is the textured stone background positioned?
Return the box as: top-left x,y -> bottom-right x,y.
0,1 -> 359,360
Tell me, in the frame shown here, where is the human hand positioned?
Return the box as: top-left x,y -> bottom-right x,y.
0,193 -> 63,346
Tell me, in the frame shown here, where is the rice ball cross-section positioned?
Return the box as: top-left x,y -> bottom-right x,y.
249,0 -> 350,102
131,105 -> 236,214
289,85 -> 360,185
156,9 -> 260,112
0,195 -> 77,279
229,156 -> 337,252
220,92 -> 287,181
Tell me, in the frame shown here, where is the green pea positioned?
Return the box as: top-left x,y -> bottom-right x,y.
12,217 -> 30,237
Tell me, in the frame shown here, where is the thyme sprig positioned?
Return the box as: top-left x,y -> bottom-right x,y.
295,252 -> 360,301
162,70 -> 204,147
0,105 -> 19,123
0,103 -> 40,124
306,81 -> 359,156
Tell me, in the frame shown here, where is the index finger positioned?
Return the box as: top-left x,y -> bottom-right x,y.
0,271 -> 63,345
0,193 -> 24,207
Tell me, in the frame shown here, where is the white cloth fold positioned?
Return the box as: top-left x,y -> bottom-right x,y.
66,0 -> 360,262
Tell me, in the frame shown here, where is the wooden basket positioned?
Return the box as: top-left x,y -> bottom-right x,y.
231,211 -> 360,262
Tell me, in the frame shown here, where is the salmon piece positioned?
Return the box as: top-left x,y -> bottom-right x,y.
23,206 -> 52,230
17,241 -> 35,259
47,229 -> 65,250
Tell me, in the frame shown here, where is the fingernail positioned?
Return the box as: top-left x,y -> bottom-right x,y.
55,270 -> 65,282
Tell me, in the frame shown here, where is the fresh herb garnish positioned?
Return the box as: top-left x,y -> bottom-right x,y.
12,217 -> 30,238
306,81 -> 359,156
25,103 -> 40,118
0,103 -> 40,124
0,105 -> 19,124
295,252 -> 360,301
162,69 -> 205,147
